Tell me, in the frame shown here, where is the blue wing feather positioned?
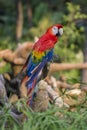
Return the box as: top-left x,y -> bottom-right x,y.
26,58 -> 47,86
26,49 -> 53,87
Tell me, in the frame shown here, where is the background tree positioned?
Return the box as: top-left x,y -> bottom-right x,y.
27,0 -> 33,27
82,22 -> 87,83
16,0 -> 23,42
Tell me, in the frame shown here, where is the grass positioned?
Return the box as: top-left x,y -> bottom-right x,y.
0,99 -> 87,130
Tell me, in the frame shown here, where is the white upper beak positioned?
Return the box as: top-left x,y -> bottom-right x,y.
59,28 -> 63,35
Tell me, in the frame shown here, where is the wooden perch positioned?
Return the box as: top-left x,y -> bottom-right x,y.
0,42 -> 33,64
46,76 -> 72,89
38,80 -> 69,108
33,80 -> 49,112
0,42 -> 33,76
48,63 -> 87,76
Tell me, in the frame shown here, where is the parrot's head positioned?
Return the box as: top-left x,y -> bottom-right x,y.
47,24 -> 63,37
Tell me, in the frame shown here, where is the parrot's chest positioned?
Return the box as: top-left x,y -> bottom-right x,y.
32,49 -> 53,63
32,50 -> 46,63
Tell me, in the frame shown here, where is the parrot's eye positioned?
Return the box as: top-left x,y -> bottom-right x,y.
59,28 -> 63,35
52,26 -> 58,35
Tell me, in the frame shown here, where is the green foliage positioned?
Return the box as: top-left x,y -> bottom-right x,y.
73,0 -> 87,13
28,15 -> 52,39
52,3 -> 87,79
0,63 -> 11,74
58,3 -> 86,51
1,99 -> 87,130
62,3 -> 86,51
33,3 -> 48,25
0,37 -> 16,50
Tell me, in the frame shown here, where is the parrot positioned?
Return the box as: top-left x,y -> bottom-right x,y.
21,24 -> 63,106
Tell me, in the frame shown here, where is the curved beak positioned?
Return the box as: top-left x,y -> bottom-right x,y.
56,28 -> 63,37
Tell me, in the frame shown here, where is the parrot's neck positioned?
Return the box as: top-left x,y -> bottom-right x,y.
46,32 -> 58,42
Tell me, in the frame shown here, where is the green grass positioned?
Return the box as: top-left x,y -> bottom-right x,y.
0,63 -> 11,74
0,99 -> 87,130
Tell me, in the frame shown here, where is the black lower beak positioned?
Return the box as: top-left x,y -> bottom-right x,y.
56,32 -> 60,37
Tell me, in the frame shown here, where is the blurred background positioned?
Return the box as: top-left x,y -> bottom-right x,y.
0,0 -> 87,83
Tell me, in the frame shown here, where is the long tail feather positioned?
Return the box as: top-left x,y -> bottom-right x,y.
21,75 -> 29,84
27,79 -> 37,106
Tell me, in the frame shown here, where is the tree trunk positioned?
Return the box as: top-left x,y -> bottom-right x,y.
27,0 -> 33,27
82,25 -> 87,83
16,0 -> 23,42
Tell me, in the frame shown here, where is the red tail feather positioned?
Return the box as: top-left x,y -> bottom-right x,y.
21,75 -> 29,84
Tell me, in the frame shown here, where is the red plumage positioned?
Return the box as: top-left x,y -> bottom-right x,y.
33,33 -> 57,52
33,24 -> 63,52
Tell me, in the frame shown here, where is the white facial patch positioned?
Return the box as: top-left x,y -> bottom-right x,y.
59,28 -> 63,35
52,26 -> 58,35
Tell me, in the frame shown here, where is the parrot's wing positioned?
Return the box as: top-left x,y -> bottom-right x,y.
26,49 -> 53,86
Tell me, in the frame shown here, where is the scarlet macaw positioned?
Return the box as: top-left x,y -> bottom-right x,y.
21,24 -> 63,106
